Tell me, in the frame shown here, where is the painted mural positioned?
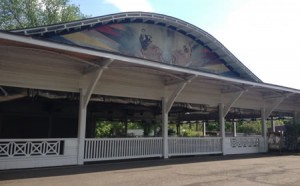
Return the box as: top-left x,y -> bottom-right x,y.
50,23 -> 238,77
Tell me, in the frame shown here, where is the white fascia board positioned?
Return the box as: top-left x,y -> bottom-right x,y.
1,32 -> 300,94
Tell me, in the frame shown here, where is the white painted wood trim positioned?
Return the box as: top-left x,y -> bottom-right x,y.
0,138 -> 78,170
84,137 -> 163,161
223,137 -> 265,155
223,90 -> 245,116
1,32 -> 300,94
219,103 -> 226,154
77,89 -> 87,165
162,97 -> 169,159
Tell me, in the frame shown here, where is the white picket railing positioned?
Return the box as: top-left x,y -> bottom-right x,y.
84,137 -> 163,161
168,137 -> 222,156
0,139 -> 63,157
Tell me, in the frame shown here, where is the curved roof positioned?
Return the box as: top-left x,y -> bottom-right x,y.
11,12 -> 261,82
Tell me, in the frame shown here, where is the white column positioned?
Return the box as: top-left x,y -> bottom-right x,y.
294,111 -> 298,124
77,89 -> 87,165
219,103 -> 225,155
162,97 -> 168,159
233,120 -> 237,137
261,108 -> 268,152
271,117 -> 275,132
203,121 -> 206,137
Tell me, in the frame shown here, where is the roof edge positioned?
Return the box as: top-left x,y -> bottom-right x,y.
1,31 -> 299,94
9,12 -> 262,83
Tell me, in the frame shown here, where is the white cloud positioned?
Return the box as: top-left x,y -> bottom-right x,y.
212,0 -> 300,89
104,0 -> 154,12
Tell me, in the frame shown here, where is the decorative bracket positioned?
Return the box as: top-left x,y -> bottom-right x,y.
165,75 -> 197,113
264,93 -> 294,117
82,59 -> 113,108
223,89 -> 247,117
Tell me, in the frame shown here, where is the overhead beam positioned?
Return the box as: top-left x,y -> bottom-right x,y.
0,45 -> 100,68
164,75 -> 195,86
82,59 -> 113,108
221,84 -> 253,94
165,75 -> 197,113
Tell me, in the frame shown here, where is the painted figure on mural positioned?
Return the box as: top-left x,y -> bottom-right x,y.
171,43 -> 194,67
139,28 -> 164,62
139,28 -> 152,50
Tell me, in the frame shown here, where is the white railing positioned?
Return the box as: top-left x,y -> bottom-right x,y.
168,137 -> 222,156
0,139 -> 64,157
84,137 -> 163,161
0,138 -> 78,170
224,136 -> 265,155
230,136 -> 261,148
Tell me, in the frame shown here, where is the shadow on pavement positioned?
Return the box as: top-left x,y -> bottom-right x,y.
0,152 -> 298,181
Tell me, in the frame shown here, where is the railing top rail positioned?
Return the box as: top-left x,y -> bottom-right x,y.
227,136 -> 263,139
0,138 -> 69,142
85,137 -> 163,141
168,137 -> 222,139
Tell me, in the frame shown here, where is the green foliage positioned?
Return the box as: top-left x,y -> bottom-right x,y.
95,121 -> 124,138
142,122 -> 152,136
236,120 -> 262,135
95,121 -> 155,137
181,129 -> 202,137
169,123 -> 204,137
0,0 -> 87,30
128,122 -> 141,129
95,121 -> 112,138
285,121 -> 300,150
206,121 -> 220,132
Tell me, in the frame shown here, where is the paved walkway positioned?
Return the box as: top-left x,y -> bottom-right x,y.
1,153 -> 300,186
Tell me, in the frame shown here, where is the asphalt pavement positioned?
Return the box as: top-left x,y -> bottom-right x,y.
1,153 -> 300,186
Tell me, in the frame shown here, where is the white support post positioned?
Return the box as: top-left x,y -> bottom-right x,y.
77,59 -> 113,164
161,75 -> 196,158
77,89 -> 87,164
261,94 -> 292,152
233,120 -> 237,137
162,97 -> 168,159
219,103 -> 226,155
261,108 -> 268,152
294,111 -> 298,124
271,117 -> 275,132
203,121 -> 206,137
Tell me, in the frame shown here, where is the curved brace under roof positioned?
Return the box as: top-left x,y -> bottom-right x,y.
11,12 -> 261,83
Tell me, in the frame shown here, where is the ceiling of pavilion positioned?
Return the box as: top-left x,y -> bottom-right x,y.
12,12 -> 261,82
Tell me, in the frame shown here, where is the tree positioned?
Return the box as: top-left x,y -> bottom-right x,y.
0,0 -> 87,30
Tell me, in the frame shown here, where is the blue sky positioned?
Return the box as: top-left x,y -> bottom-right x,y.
71,0 -> 300,89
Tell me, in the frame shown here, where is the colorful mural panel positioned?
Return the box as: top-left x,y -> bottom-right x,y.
50,23 -> 238,77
